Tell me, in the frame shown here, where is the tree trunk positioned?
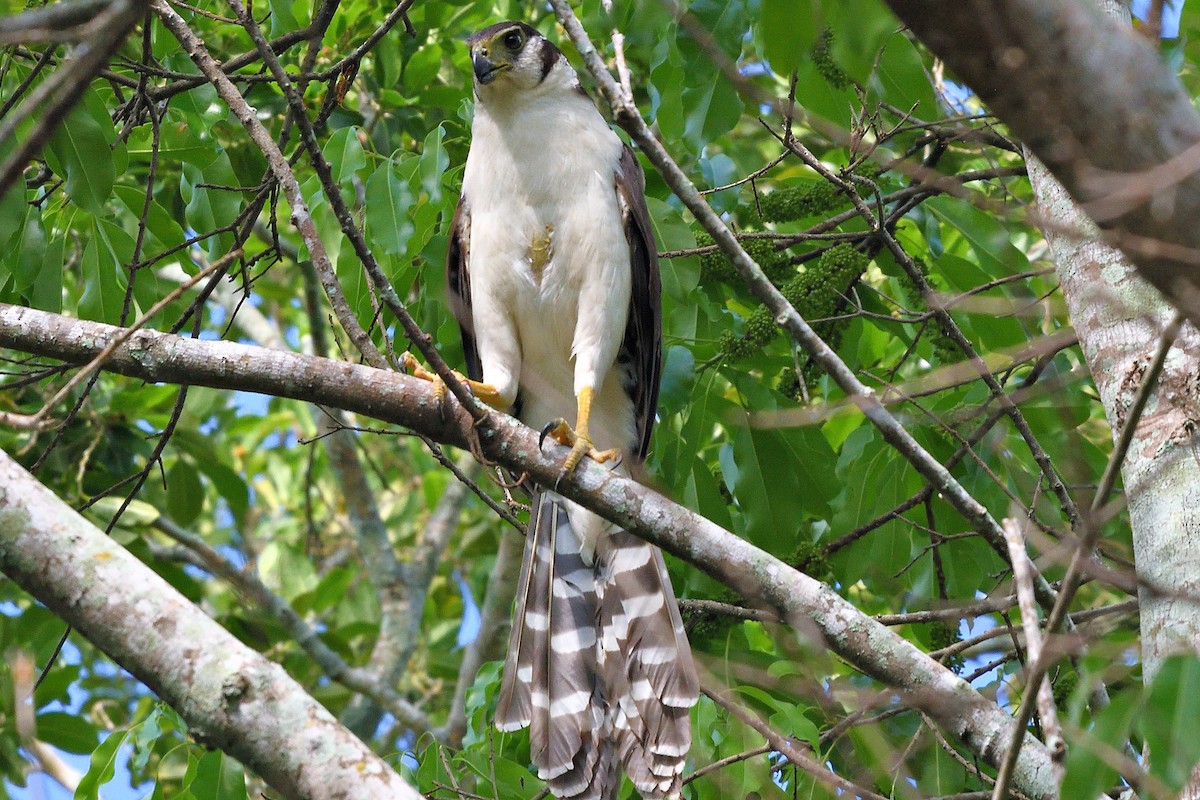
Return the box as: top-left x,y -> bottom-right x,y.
1025,0 -> 1200,688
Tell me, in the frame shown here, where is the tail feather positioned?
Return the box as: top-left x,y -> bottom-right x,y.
496,492 -> 698,800
597,530 -> 698,798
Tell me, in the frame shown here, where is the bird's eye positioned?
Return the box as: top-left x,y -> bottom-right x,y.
503,30 -> 524,50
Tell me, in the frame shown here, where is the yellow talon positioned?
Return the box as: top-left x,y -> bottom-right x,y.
538,386 -> 620,472
401,352 -> 506,411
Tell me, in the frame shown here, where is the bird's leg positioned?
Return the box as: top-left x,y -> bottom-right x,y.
400,352 -> 506,410
539,386 -> 621,471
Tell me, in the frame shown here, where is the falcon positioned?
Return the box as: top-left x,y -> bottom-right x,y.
443,20 -> 699,800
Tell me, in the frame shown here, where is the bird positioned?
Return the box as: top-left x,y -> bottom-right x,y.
442,19 -> 700,800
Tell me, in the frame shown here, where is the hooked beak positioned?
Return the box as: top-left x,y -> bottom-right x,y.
473,52 -> 508,85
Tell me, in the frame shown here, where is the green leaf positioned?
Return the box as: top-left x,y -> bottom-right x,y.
33,664 -> 80,708
1141,655 -> 1200,790
8,205 -> 46,294
33,235 -> 65,312
182,150 -> 240,259
872,30 -> 938,119
293,567 -> 355,616
365,160 -> 416,256
0,170 -> 26,246
926,195 -> 1030,276
722,425 -> 809,551
830,426 -> 921,583
827,0 -> 897,85
74,730 -> 129,799
79,222 -> 129,324
761,0 -> 817,76
324,126 -> 368,185
38,711 -> 98,754
167,459 -> 205,527
419,124 -> 449,203
733,685 -> 820,748
113,185 -> 187,254
46,92 -> 115,215
86,496 -> 161,528
1061,689 -> 1140,800
335,237 -> 371,322
267,0 -> 301,36
188,749 -> 248,800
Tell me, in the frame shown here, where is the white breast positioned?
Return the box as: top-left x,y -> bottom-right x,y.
463,70 -> 636,453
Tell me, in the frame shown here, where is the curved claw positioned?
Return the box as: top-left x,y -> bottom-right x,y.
539,418 -> 570,451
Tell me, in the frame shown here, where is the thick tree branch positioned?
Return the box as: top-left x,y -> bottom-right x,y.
0,450 -> 421,800
0,303 -> 1056,799
883,0 -> 1200,328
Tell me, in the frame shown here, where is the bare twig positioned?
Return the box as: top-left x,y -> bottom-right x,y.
701,680 -> 891,800
999,517 -> 1065,799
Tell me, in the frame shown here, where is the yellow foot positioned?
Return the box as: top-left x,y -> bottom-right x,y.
401,352 -> 506,411
538,418 -> 621,472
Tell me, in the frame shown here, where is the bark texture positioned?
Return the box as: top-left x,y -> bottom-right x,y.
884,0 -> 1200,328
1020,0 -> 1200,682
0,302 -> 1056,800
0,450 -> 421,800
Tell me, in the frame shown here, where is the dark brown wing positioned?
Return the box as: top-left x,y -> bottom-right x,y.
445,195 -> 482,382
615,144 -> 662,464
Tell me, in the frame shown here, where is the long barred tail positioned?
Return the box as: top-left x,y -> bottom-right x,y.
494,492 -> 699,800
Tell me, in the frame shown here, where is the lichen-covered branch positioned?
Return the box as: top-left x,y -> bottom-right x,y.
0,302 -> 1056,799
0,451 -> 421,800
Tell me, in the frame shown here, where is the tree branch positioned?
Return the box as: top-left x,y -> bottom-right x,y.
0,450 -> 422,800
0,302 -> 1056,800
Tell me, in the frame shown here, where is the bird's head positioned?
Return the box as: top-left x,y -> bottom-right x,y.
467,21 -> 566,95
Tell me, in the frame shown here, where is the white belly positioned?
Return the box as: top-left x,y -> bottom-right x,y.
463,92 -> 637,454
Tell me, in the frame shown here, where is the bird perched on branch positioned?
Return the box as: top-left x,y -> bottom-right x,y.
443,19 -> 699,800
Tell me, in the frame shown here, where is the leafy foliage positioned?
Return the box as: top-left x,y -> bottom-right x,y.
0,0 -> 1183,798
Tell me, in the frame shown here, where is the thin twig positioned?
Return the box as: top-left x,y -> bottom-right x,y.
701,680 -> 890,800
1000,517 -> 1065,794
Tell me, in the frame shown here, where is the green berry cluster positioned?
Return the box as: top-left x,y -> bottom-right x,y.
697,230 -> 792,284
895,256 -> 930,306
718,244 -> 868,363
853,161 -> 886,182
932,334 -> 962,365
896,258 -> 962,364
781,243 -> 867,322
777,366 -> 803,400
791,541 -> 830,580
1051,667 -> 1079,709
757,181 -> 842,224
811,28 -> 851,90
929,621 -> 965,673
